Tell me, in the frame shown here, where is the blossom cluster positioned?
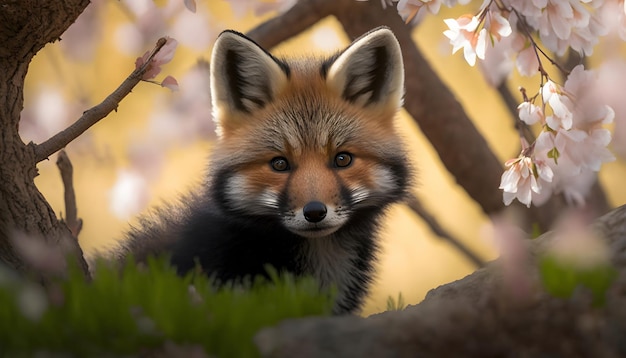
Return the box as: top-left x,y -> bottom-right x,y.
385,0 -> 621,208
502,65 -> 615,207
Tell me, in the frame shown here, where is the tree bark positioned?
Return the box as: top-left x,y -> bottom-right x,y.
0,0 -> 90,274
255,205 -> 626,357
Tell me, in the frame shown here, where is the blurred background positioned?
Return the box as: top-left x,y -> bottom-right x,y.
22,0 -> 626,315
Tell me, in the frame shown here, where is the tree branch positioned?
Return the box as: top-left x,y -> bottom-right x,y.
33,37 -> 169,163
56,150 -> 82,238
405,194 -> 485,268
246,0 -> 338,48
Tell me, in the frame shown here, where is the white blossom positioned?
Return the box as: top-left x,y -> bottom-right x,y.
517,102 -> 544,125
443,15 -> 487,66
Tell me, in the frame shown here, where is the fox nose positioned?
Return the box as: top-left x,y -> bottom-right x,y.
303,201 -> 327,223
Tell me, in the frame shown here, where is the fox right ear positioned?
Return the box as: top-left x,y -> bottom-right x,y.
210,30 -> 289,122
324,27 -> 404,111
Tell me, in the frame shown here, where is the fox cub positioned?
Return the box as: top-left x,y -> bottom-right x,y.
120,26 -> 411,314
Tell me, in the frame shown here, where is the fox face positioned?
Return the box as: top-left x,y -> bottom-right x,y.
208,27 -> 409,239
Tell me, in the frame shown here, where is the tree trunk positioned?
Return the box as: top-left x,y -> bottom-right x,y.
0,0 -> 90,274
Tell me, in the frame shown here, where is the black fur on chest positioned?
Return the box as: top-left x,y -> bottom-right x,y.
167,198 -> 382,314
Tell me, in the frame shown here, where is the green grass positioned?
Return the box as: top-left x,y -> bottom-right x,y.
0,257 -> 334,357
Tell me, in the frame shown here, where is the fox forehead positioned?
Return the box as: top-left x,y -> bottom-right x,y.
220,59 -> 398,156
210,28 -> 405,164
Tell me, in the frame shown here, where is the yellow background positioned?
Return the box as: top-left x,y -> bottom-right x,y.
25,1 -> 626,315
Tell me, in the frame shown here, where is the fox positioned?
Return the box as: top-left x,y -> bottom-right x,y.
117,26 -> 411,314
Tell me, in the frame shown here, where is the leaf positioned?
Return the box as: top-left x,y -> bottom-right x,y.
539,255 -> 617,307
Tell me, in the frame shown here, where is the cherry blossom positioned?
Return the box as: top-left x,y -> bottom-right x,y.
515,43 -> 539,77
484,7 -> 513,41
541,80 -> 574,130
562,65 -> 615,130
443,15 -> 488,66
517,102 -> 543,126
478,33 -> 514,86
443,1 -> 513,67
161,75 -> 179,91
499,140 -> 554,208
135,37 -> 178,80
384,0 -> 473,23
134,37 -> 179,90
505,0 -> 608,56
397,0 -> 443,22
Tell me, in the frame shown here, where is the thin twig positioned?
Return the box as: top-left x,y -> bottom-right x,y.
56,150 -> 82,237
404,194 -> 486,268
33,37 -> 169,163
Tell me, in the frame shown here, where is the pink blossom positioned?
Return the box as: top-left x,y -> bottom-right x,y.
478,34 -> 514,87
443,14 -> 488,66
559,169 -> 599,206
506,0 -> 607,56
533,127 -> 614,206
397,0 -> 426,23
510,28 -> 540,77
516,45 -> 539,77
541,80 -> 574,130
135,37 -> 178,80
485,9 -> 512,41
563,65 -> 615,130
500,153 -> 553,208
517,101 -> 544,125
161,75 -> 179,91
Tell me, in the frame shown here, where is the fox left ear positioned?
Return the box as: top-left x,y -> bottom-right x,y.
324,27 -> 404,110
210,30 -> 289,125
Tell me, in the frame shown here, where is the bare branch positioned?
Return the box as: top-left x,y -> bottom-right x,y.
405,194 -> 485,268
56,150 -> 82,237
246,0 -> 338,48
33,37 -> 169,163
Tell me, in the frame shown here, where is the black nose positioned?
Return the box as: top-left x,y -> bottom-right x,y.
303,201 -> 327,223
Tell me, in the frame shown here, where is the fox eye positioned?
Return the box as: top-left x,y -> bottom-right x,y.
270,157 -> 290,171
334,152 -> 353,168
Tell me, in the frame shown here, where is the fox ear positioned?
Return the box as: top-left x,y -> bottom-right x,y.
210,30 -> 289,116
324,27 -> 404,109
